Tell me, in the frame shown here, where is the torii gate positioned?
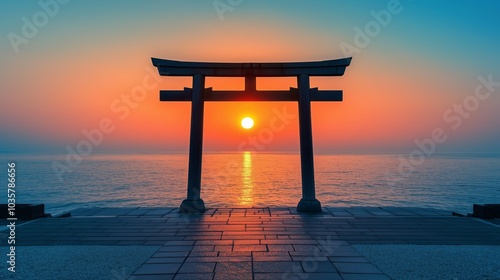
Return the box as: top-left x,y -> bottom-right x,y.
152,57 -> 352,213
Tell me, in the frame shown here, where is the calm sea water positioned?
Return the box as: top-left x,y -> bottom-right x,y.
1,153 -> 499,215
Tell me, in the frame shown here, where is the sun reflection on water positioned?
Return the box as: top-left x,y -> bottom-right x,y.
239,151 -> 254,206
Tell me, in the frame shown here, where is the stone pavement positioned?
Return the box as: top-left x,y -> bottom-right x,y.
2,206 -> 500,279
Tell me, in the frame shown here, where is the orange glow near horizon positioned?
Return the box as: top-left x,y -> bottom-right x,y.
3,23 -> 499,154
2,2 -> 500,155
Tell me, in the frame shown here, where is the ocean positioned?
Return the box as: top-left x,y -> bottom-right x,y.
1,153 -> 499,215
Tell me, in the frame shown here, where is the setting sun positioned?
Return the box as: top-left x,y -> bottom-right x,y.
241,117 -> 254,129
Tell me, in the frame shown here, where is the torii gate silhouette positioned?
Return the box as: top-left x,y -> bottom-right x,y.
152,57 -> 352,213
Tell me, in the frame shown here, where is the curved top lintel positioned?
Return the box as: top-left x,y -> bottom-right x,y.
151,57 -> 352,77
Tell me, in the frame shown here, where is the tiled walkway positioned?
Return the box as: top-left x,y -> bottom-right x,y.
3,207 -> 500,279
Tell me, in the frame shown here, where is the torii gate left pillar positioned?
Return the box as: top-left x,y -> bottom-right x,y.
182,74 -> 206,213
152,57 -> 352,213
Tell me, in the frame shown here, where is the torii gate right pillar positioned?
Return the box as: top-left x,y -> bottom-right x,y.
296,74 -> 321,212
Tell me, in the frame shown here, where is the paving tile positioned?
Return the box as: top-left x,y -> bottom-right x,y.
146,257 -> 186,264
254,273 -> 295,280
189,251 -> 218,257
192,245 -> 215,252
213,272 -> 252,280
327,248 -> 362,257
340,273 -> 391,280
215,262 -> 252,273
333,263 -> 383,274
178,262 -> 216,274
280,273 -> 343,280
233,245 -> 267,252
277,235 -> 290,239
152,252 -> 190,258
293,245 -> 321,251
256,256 -> 293,262
218,251 -> 252,257
267,244 -> 294,251
215,245 -> 233,252
223,235 -> 265,240
116,241 -> 146,246
234,239 -> 260,245
185,257 -> 219,263
185,235 -> 222,240
291,256 -> 329,262
253,261 -> 302,273
328,256 -> 370,263
173,273 -> 214,280
301,261 -> 337,273
288,251 -> 329,258
144,241 -> 169,245
252,251 -> 289,256
133,263 -> 181,275
196,239 -> 234,245
216,257 -> 253,262
209,225 -> 246,231
260,239 -> 318,245
128,274 -> 175,280
159,246 -> 193,252
289,235 -> 312,239
252,251 -> 291,262
163,241 -> 195,246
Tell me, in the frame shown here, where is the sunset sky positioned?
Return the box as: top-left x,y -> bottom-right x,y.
1,0 -> 499,154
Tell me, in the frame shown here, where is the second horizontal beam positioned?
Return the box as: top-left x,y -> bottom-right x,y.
159,88 -> 342,102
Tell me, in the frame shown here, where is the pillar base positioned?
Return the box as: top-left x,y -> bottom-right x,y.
297,198 -> 322,213
179,199 -> 205,213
